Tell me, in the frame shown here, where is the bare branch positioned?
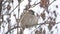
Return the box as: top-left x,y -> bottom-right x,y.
31,0 -> 56,8
5,26 -> 21,34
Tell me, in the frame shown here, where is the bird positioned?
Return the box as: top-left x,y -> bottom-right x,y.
20,10 -> 38,28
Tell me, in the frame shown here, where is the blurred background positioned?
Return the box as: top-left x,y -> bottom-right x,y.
0,0 -> 60,34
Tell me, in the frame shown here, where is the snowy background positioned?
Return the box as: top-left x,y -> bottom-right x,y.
0,0 -> 60,34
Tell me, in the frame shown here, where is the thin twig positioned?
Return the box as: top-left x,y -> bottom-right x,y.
9,4 -> 20,14
31,0 -> 56,8
31,22 -> 60,34
5,26 -> 21,34
5,21 -> 60,34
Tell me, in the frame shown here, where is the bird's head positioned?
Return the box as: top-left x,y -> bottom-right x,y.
28,10 -> 35,15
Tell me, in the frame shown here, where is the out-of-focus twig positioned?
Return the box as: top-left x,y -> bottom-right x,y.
31,21 -> 60,34
5,21 -> 60,34
5,26 -> 21,34
31,0 -> 56,8
48,0 -> 56,7
2,1 -> 7,6
9,4 -> 20,14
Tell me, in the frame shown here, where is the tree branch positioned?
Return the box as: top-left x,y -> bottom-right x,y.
31,0 -> 56,8
5,26 -> 21,34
